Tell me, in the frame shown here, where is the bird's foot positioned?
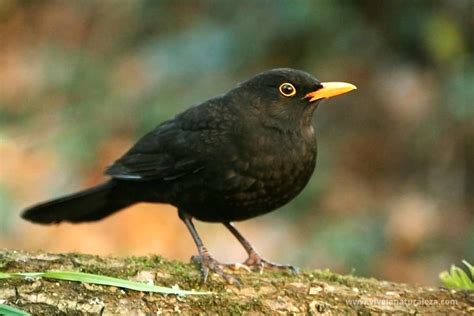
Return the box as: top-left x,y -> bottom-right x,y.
238,250 -> 299,275
191,254 -> 241,286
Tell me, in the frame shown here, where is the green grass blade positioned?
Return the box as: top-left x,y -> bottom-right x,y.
0,271 -> 210,295
41,271 -> 210,295
0,304 -> 31,316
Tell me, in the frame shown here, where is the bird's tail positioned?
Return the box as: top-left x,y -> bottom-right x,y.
21,181 -> 135,224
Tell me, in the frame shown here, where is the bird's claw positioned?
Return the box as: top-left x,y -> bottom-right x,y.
242,251 -> 299,275
226,262 -> 252,272
191,255 -> 241,286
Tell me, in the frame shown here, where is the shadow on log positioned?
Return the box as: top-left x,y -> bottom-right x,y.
0,250 -> 472,314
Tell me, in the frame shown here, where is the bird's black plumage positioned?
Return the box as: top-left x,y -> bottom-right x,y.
22,68 -> 356,282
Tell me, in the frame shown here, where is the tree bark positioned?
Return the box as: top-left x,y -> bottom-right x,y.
0,250 -> 472,315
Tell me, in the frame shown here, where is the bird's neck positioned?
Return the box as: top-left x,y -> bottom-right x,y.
262,103 -> 318,142
300,102 -> 319,141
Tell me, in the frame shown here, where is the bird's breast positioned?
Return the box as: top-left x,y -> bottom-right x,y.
220,132 -> 317,220
171,126 -> 318,222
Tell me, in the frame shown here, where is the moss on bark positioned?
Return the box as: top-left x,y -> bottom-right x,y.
0,250 -> 473,314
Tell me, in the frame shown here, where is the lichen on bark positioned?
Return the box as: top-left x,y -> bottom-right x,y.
0,250 -> 473,314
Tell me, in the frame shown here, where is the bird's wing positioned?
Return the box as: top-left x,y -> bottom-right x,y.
105,102 -> 227,181
105,152 -> 203,181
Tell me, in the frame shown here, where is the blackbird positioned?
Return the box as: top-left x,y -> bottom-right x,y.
22,68 -> 356,283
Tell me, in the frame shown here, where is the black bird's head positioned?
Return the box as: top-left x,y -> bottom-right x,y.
231,68 -> 356,131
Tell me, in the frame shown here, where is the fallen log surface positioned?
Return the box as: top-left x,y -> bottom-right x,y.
0,250 -> 472,314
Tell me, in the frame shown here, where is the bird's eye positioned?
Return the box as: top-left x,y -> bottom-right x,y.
279,83 -> 296,97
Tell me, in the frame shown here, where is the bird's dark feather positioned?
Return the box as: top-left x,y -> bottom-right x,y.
23,68 -> 326,223
105,99 -> 230,181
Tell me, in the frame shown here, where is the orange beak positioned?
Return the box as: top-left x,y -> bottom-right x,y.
305,82 -> 357,102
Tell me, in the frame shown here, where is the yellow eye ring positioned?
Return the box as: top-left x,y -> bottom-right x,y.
279,83 -> 296,97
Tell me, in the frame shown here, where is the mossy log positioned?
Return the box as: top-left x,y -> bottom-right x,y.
0,250 -> 472,314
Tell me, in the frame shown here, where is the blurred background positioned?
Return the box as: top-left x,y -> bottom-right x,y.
0,0 -> 472,285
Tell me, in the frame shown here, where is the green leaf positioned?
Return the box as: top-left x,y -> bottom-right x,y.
462,260 -> 474,278
0,271 -> 210,295
452,266 -> 469,288
439,271 -> 456,288
439,261 -> 474,290
0,304 -> 31,316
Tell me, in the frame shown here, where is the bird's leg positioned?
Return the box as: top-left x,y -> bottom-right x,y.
178,210 -> 240,285
224,222 -> 298,274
